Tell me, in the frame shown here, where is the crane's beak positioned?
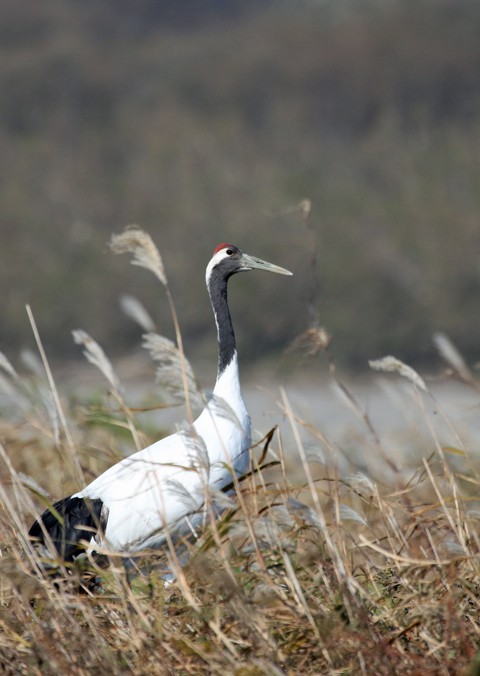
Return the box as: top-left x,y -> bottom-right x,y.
241,252 -> 293,276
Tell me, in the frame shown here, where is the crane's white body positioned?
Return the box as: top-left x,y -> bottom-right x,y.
74,355 -> 250,552
30,243 -> 290,562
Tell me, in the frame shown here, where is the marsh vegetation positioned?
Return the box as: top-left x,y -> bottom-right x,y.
1,229 -> 480,674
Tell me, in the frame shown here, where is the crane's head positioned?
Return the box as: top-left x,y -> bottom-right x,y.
207,243 -> 292,281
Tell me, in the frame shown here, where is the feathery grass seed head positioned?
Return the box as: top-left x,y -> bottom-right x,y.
119,294 -> 156,332
72,329 -> 122,393
110,227 -> 167,286
369,355 -> 427,391
143,332 -> 201,406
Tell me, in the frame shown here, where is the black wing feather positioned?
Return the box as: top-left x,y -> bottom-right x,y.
29,496 -> 105,562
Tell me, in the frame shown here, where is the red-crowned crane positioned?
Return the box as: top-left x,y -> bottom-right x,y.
29,243 -> 292,562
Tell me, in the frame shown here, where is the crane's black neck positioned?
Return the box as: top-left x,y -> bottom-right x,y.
207,268 -> 237,378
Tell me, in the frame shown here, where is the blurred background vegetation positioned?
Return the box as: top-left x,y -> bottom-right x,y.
2,0 -> 480,374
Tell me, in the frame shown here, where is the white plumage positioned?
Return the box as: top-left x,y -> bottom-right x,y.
29,243 -> 291,560
74,356 -> 250,552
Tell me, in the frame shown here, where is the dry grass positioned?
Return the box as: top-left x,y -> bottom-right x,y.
1,233 -> 480,674
1,366 -> 480,676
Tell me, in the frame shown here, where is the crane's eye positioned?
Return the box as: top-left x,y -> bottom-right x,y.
226,249 -> 234,256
